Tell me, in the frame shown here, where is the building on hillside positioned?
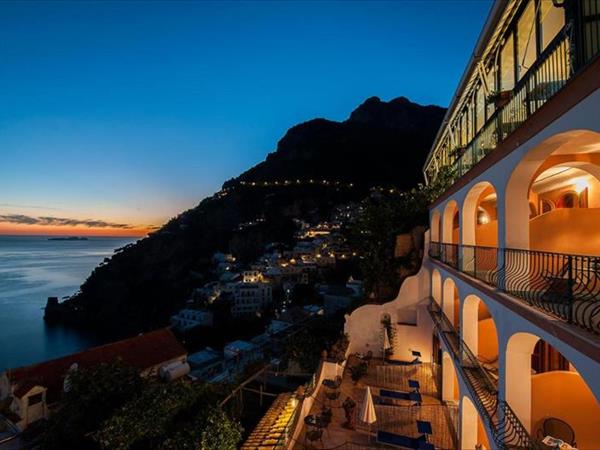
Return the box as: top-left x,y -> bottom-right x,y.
170,308 -> 214,331
231,279 -> 273,317
0,329 -> 186,431
343,3 -> 600,449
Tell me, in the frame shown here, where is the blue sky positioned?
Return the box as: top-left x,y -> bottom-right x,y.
0,0 -> 492,235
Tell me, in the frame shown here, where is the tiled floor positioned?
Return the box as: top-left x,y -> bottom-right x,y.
292,357 -> 456,449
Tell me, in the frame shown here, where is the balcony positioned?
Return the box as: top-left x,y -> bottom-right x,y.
429,242 -> 600,336
426,4 -> 600,191
427,300 -> 536,450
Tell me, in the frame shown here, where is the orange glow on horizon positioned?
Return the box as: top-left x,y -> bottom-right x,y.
0,223 -> 153,238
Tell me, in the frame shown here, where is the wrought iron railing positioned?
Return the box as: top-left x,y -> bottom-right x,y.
430,242 -> 600,335
428,28 -> 573,185
428,300 -> 537,450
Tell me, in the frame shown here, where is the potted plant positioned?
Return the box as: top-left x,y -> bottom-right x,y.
350,362 -> 368,384
342,397 -> 357,429
487,90 -> 511,108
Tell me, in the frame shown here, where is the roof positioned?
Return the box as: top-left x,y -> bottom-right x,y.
6,328 -> 186,403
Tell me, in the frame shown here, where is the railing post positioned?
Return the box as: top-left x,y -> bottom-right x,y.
497,248 -> 506,291
567,255 -> 574,323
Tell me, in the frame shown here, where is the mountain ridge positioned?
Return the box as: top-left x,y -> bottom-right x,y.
45,96 -> 446,337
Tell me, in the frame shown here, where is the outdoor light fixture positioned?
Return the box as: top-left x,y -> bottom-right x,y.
477,210 -> 490,225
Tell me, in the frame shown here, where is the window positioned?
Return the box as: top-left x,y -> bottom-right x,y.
485,66 -> 496,117
582,0 -> 600,63
501,34 -> 515,91
540,0 -> 565,50
475,84 -> 486,132
517,0 -> 537,80
28,392 -> 43,406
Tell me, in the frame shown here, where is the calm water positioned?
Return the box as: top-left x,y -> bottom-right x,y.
0,235 -> 136,370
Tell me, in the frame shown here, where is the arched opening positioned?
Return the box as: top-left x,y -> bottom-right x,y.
432,269 -> 442,305
442,351 -> 459,404
462,182 -> 499,283
506,332 -> 600,448
529,163 -> 600,254
461,395 -> 491,450
431,209 -> 442,242
505,129 -> 600,253
462,181 -> 498,247
442,278 -> 460,331
462,295 -> 499,382
442,200 -> 460,245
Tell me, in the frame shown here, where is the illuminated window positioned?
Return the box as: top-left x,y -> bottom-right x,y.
517,0 -> 537,80
501,34 -> 515,91
475,84 -> 485,132
540,0 -> 565,50
582,0 -> 600,63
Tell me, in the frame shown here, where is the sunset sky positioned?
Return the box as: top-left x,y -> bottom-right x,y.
0,0 -> 491,237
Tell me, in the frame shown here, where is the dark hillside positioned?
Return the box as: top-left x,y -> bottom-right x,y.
46,96 -> 445,337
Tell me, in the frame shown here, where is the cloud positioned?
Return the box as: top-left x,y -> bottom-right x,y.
0,214 -> 135,229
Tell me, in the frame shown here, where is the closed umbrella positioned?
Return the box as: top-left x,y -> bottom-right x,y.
359,386 -> 377,441
383,329 -> 391,351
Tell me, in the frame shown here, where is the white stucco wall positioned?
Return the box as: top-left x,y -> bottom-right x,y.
344,233 -> 434,363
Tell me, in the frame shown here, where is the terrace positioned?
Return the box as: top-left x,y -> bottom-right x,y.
289,356 -> 457,450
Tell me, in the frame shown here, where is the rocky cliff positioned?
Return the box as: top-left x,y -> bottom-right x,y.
45,96 -> 445,337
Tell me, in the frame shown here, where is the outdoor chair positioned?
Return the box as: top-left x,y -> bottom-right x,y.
537,417 -> 576,448
305,428 -> 324,448
377,430 -> 427,449
379,388 -> 422,406
325,390 -> 341,408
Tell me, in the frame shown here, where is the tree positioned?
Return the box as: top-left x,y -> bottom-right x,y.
160,407 -> 242,450
349,168 -> 453,301
43,361 -> 144,449
93,380 -> 241,450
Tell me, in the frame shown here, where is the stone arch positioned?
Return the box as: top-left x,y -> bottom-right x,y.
462,181 -> 499,247
442,351 -> 459,403
442,277 -> 460,330
442,200 -> 459,244
432,269 -> 442,305
431,208 -> 442,242
505,331 -> 600,447
504,129 -> 600,249
462,294 -> 498,365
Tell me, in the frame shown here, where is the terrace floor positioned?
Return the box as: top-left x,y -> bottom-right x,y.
292,356 -> 457,450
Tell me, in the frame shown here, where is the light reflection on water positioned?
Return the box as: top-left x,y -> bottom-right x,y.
0,235 -> 136,369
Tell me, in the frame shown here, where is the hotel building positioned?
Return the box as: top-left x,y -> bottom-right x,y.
244,1 -> 600,448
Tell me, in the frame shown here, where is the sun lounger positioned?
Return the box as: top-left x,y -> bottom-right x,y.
377,430 -> 426,449
379,388 -> 422,405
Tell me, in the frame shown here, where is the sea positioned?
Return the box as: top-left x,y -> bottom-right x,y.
0,235 -> 136,370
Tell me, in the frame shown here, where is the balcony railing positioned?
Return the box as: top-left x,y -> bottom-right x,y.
428,300 -> 537,450
428,29 -> 573,185
429,242 -> 600,335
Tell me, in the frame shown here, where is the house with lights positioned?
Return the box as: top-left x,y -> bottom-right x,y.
246,2 -> 600,449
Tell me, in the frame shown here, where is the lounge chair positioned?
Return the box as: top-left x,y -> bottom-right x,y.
385,356 -> 422,366
377,430 -> 427,449
379,388 -> 422,406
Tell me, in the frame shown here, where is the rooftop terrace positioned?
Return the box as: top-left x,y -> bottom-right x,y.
290,356 -> 457,450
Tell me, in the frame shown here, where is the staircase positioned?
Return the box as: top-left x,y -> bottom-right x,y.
428,299 -> 537,450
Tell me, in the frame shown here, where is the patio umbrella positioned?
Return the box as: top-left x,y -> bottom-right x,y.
359,386 -> 377,442
383,329 -> 391,351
